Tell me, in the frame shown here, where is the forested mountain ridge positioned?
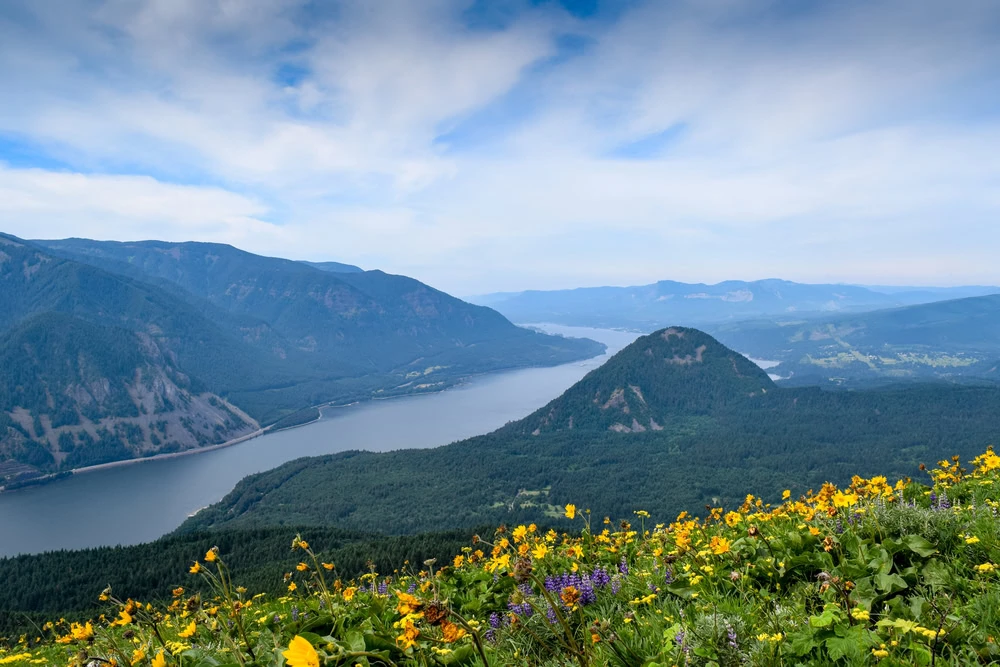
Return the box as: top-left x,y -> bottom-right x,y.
0,234 -> 602,482
35,238 -> 603,379
178,327 -> 1000,537
471,279 -> 999,329
0,234 -> 264,477
514,327 -> 773,435
709,294 -> 1000,387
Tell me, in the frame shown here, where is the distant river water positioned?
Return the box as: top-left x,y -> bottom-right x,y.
0,325 -> 639,557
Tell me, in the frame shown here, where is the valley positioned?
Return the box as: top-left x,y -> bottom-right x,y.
0,325 -> 636,556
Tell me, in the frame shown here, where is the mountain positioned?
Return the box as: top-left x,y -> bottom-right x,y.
516,327 -> 773,435
0,235 -> 602,482
708,294 -> 1000,387
35,238 -> 603,379
178,327 -> 1000,536
0,235 -> 264,474
470,279 -> 1000,329
299,260 -> 364,273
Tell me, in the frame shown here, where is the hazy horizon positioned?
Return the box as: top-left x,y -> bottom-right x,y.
2,0 -> 998,293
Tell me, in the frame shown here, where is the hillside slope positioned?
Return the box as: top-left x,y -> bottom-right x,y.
36,238 -> 603,377
0,234 -> 602,480
709,294 -> 1000,386
178,328 -> 1000,536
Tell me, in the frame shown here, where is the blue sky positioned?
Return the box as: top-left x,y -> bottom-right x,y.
0,0 -> 998,294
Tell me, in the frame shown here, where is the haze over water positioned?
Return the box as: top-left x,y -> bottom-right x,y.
0,326 -> 638,557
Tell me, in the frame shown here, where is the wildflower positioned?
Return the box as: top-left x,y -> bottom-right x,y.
130,648 -> 145,665
782,490 -> 791,500
204,548 -> 218,563
282,635 -> 320,667
453,554 -> 465,568
565,504 -> 577,520
189,561 -> 201,574
296,562 -> 309,571
965,535 -> 981,544
396,591 -> 423,615
322,562 -> 334,570
709,536 -> 731,555
68,621 -> 94,641
976,563 -> 997,573
152,651 -> 167,667
287,582 -> 297,592
872,648 -> 889,659
512,525 -> 528,543
396,616 -> 421,649
172,587 -> 184,598
343,587 -> 357,601
532,543 -> 549,560
441,620 -> 467,643
851,607 -> 870,621
178,621 -> 196,639
561,586 -> 581,608
111,610 -> 133,627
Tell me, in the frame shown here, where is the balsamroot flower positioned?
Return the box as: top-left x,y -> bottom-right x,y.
282,635 -> 319,667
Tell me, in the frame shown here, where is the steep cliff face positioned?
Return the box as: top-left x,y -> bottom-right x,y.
0,312 -> 258,478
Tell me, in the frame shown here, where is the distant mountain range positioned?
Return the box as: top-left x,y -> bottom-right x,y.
0,234 -> 602,481
708,294 -> 1000,387
179,327 -> 1000,536
470,279 -> 1000,329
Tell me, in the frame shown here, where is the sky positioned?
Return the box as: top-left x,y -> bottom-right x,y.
0,0 -> 998,295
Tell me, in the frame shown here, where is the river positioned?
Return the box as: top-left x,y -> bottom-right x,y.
0,325 -> 639,557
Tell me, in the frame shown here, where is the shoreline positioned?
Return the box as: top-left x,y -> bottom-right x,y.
1,335 -> 613,493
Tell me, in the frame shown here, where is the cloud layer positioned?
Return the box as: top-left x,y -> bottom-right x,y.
1,0 -> 998,293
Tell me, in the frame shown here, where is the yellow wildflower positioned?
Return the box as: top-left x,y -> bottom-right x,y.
441,620 -> 467,643
189,561 -> 201,574
565,504 -> 577,520
532,543 -> 549,560
178,621 -> 196,639
151,652 -> 166,667
282,635 -> 319,667
204,548 -> 217,563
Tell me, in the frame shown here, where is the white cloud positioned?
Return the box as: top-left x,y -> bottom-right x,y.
0,0 -> 997,293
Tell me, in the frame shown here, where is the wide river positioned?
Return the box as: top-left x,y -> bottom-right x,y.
0,325 -> 638,558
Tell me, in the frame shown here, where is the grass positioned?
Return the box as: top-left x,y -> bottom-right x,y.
3,451 -> 1000,666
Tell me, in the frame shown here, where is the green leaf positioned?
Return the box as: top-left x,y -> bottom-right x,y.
901,535 -> 937,557
874,572 -> 908,594
344,630 -> 366,653
826,635 -> 862,661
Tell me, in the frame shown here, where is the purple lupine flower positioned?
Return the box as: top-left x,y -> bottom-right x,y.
591,566 -> 611,588
664,568 -> 674,585
727,624 -> 738,649
579,575 -> 596,606
489,612 -> 502,628
484,629 -> 497,643
930,491 -> 937,507
674,629 -> 686,645
377,581 -> 388,595
291,606 -> 299,621
407,582 -> 417,593
546,605 -> 559,624
611,576 -> 622,595
619,557 -> 630,575
648,581 -> 658,592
